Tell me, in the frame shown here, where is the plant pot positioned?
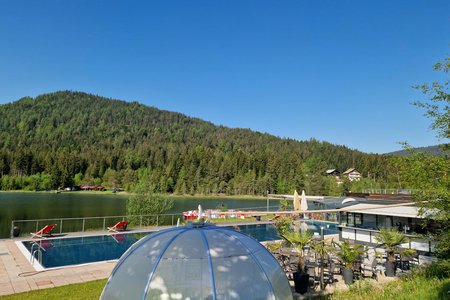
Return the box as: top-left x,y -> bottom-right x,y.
385,261 -> 396,277
342,267 -> 354,284
293,272 -> 309,294
12,226 -> 21,237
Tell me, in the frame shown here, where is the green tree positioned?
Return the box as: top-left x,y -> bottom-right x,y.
412,56 -> 450,258
126,183 -> 174,226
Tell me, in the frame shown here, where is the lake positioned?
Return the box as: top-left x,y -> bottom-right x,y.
0,192 -> 284,238
0,192 -> 339,238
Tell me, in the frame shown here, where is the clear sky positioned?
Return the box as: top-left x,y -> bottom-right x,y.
0,1 -> 448,154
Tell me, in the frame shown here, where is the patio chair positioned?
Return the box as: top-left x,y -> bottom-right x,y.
361,255 -> 378,279
108,220 -> 128,233
306,265 -> 319,289
31,224 -> 57,238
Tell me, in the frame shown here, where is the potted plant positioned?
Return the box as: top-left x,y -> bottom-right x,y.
376,228 -> 410,277
282,231 -> 315,294
333,239 -> 365,284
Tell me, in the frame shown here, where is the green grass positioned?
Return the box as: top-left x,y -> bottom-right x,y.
312,271 -> 450,300
0,279 -> 107,300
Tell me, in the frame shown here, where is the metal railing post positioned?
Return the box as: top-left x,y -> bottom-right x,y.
156,215 -> 159,226
103,218 -> 106,231
140,216 -> 143,228
172,215 -> 174,226
82,219 -> 85,232
10,221 -> 14,238
36,221 -> 39,233
60,219 -> 63,234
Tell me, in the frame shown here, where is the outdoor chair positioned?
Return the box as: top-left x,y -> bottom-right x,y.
361,255 -> 378,279
108,220 -> 128,233
306,266 -> 319,290
31,224 -> 57,238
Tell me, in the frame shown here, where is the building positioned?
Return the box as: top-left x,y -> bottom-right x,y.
342,168 -> 362,181
338,199 -> 437,254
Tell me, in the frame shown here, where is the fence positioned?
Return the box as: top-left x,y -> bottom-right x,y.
10,205 -> 283,238
10,213 -> 185,238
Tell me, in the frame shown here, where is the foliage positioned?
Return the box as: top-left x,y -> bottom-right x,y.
317,276 -> 450,300
265,241 -> 282,253
0,91 -> 389,195
279,198 -> 292,210
126,183 -> 173,226
423,259 -> 450,279
281,230 -> 315,274
274,216 -> 293,236
408,56 -> 450,259
332,239 -> 366,269
413,57 -> 449,141
375,228 -> 409,263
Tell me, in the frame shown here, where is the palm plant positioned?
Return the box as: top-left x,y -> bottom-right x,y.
333,239 -> 366,269
376,228 -> 410,264
332,239 -> 366,284
281,230 -> 315,274
376,228 -> 410,276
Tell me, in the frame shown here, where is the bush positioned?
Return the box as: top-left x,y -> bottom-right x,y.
126,192 -> 173,226
423,260 -> 450,279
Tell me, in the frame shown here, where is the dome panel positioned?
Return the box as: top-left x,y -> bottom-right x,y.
101,224 -> 293,300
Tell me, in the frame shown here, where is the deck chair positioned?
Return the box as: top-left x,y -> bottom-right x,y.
31,224 -> 57,238
108,220 -> 128,233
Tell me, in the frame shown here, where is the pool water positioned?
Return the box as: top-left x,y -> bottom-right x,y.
22,221 -> 338,269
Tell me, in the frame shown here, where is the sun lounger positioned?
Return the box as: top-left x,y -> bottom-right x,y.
108,220 -> 128,233
31,224 -> 57,238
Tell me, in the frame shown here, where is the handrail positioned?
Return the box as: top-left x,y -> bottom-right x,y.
10,205 -> 291,238
10,204 -> 339,238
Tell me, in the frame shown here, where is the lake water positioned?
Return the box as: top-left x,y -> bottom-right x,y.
0,192 -> 339,238
0,192 -> 283,238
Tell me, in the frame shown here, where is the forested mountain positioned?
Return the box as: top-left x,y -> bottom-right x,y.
0,91 -> 388,195
387,145 -> 447,157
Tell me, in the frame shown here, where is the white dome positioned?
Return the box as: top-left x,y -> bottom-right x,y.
101,223 -> 293,300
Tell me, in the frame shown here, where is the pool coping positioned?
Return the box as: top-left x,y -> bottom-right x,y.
13,221 -> 277,272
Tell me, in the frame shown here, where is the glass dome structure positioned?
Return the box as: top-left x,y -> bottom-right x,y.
101,223 -> 293,300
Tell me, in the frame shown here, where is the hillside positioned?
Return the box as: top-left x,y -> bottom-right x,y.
0,91 -> 387,195
387,145 -> 448,157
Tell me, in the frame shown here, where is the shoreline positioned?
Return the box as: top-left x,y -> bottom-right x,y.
0,190 -> 268,200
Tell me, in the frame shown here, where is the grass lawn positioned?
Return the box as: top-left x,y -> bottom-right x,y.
313,272 -> 450,300
0,280 -> 107,300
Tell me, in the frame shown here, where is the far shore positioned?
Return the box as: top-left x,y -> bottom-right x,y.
0,190 -> 268,200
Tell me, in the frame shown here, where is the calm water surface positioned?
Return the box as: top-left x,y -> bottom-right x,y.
0,192 -> 282,237
0,192 -> 339,238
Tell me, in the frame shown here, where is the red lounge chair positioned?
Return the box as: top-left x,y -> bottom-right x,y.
31,224 -> 57,238
108,220 -> 128,233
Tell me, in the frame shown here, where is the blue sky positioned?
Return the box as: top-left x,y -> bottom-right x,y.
0,1 -> 448,154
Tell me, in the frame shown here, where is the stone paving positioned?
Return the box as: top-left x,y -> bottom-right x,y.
0,239 -> 114,296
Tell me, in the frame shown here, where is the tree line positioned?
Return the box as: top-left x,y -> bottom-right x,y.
0,91 -> 437,196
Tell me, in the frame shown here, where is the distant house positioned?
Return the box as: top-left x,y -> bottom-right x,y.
342,168 -> 362,181
326,169 -> 340,176
326,169 -> 342,184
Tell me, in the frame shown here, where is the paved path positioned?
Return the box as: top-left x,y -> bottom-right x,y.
0,239 -> 114,296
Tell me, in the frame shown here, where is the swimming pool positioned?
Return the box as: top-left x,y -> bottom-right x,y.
20,221 -> 338,269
